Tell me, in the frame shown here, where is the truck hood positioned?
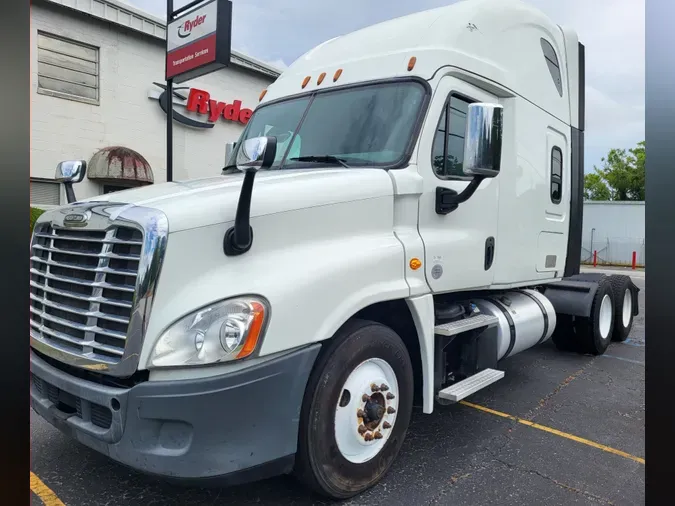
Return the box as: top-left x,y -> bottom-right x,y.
82,168 -> 395,232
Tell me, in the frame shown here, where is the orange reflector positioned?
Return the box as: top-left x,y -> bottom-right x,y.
333,68 -> 343,82
407,56 -> 417,71
410,258 -> 422,270
317,72 -> 326,85
236,301 -> 266,359
302,76 -> 311,88
259,89 -> 267,102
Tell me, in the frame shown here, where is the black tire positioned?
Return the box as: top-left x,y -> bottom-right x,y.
294,319 -> 414,499
573,277 -> 615,355
608,275 -> 635,342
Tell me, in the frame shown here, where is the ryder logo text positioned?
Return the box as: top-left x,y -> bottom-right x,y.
177,14 -> 207,39
186,88 -> 253,125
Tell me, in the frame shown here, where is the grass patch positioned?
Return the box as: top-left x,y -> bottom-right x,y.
30,207 -> 45,235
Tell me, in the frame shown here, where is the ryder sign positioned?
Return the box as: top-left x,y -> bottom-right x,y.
166,0 -> 232,83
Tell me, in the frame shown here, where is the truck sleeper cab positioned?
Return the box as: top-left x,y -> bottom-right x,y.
30,0 -> 639,500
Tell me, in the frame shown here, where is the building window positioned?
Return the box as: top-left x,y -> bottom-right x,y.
431,94 -> 473,179
551,147 -> 563,204
30,179 -> 61,206
37,31 -> 99,105
540,38 -> 563,97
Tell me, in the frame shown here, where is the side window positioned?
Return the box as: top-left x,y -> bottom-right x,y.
551,147 -> 563,204
540,38 -> 563,97
431,94 -> 473,178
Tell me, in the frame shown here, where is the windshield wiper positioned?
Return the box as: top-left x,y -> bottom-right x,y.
289,155 -> 351,168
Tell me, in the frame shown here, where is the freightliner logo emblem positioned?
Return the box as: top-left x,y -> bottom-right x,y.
63,212 -> 89,227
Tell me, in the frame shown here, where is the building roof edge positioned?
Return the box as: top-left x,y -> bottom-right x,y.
39,0 -> 283,79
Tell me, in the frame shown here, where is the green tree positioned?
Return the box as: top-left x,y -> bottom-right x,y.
584,140 -> 645,201
583,172 -> 611,200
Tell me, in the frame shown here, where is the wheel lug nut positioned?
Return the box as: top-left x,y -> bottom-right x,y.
383,421 -> 392,429
364,432 -> 374,441
358,424 -> 367,434
371,383 -> 380,392
380,384 -> 389,391
362,394 -> 370,402
357,409 -> 366,418
387,407 -> 396,414
374,431 -> 383,439
386,392 -> 395,400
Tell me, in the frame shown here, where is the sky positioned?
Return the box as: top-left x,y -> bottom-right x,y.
126,0 -> 644,173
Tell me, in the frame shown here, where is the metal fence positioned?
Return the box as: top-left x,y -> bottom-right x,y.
581,236 -> 645,267
581,201 -> 645,268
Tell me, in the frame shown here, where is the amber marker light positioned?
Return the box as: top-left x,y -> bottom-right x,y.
407,56 -> 417,71
236,301 -> 267,359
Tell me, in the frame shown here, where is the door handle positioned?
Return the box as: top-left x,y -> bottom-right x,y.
485,237 -> 495,270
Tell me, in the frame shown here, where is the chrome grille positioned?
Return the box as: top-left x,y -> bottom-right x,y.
30,223 -> 143,363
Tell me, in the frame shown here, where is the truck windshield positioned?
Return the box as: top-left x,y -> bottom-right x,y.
228,80 -> 427,170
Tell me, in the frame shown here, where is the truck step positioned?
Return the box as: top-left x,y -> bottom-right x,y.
437,368 -> 505,402
434,313 -> 499,337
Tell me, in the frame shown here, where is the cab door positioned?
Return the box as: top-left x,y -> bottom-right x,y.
416,76 -> 502,293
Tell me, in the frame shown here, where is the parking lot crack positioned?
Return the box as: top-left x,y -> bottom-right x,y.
425,432 -> 515,503
493,458 -> 615,504
524,360 -> 597,420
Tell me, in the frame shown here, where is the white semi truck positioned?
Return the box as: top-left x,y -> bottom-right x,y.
30,0 -> 639,499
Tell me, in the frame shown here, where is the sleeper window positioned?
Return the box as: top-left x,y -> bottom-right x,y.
551,147 -> 563,204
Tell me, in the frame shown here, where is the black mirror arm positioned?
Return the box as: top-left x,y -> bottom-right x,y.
64,182 -> 77,204
222,136 -> 277,257
224,170 -> 256,256
435,175 -> 485,215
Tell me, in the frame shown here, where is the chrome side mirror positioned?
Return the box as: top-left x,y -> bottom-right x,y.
55,160 -> 87,183
235,137 -> 277,172
462,103 -> 503,178
224,136 -> 278,257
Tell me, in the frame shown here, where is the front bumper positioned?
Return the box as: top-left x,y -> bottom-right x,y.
30,345 -> 321,484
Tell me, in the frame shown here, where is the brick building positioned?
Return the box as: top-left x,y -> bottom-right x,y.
30,0 -> 281,207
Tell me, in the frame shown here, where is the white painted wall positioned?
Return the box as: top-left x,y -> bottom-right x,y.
30,1 -> 276,202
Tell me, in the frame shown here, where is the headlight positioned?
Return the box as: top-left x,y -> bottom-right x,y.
149,296 -> 269,368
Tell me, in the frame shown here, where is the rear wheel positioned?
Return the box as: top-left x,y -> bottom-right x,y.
609,275 -> 635,342
574,277 -> 615,355
552,278 -> 615,355
294,319 -> 414,499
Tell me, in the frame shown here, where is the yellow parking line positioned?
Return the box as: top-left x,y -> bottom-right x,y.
459,400 -> 645,465
30,472 -> 66,506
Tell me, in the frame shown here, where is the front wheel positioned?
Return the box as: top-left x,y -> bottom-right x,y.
294,319 -> 414,499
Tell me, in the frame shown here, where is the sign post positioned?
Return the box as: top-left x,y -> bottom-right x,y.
165,0 -> 232,182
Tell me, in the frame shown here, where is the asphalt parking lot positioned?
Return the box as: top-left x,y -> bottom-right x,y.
31,268 -> 645,506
